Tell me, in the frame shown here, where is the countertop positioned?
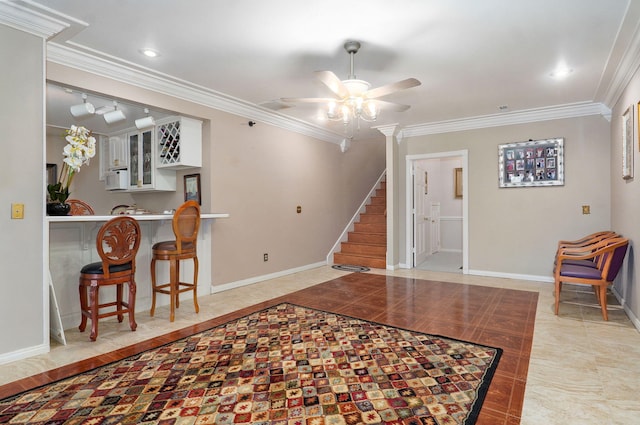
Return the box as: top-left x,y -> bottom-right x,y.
46,213 -> 229,222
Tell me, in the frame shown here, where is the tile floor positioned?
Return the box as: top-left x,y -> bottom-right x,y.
0,266 -> 639,424
416,251 -> 463,273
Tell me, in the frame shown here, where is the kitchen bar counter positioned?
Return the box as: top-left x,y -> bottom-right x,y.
47,212 -> 229,344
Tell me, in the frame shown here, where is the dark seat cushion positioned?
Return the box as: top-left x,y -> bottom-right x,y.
152,240 -> 195,251
81,261 -> 132,274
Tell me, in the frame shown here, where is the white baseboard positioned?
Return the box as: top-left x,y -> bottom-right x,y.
612,286 -> 640,333
210,261 -> 326,294
0,342 -> 49,366
467,269 -> 553,283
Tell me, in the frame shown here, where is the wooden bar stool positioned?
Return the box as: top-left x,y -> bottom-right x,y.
79,216 -> 141,341
150,200 -> 201,322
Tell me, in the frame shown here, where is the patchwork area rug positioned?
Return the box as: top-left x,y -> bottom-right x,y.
0,303 -> 502,425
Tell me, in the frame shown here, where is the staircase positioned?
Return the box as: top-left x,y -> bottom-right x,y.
333,182 -> 387,269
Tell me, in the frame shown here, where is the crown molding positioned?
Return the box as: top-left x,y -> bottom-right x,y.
600,1 -> 640,108
46,43 -> 344,145
0,0 -> 68,38
400,102 -> 611,138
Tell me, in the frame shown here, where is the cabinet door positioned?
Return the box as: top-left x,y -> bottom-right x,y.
141,129 -> 153,186
128,129 -> 159,189
108,134 -> 127,169
128,132 -> 139,187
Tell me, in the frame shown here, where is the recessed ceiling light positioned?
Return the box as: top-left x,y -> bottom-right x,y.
141,48 -> 159,58
550,68 -> 573,78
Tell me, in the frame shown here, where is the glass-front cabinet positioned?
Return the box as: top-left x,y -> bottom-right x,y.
128,130 -> 151,187
101,115 -> 201,192
127,129 -> 175,191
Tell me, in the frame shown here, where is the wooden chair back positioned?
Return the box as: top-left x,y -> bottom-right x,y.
172,200 -> 200,254
68,199 -> 95,215
96,216 -> 141,278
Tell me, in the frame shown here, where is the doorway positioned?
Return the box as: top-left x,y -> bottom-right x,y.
406,150 -> 468,273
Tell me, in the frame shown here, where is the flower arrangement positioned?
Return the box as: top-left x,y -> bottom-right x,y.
47,125 -> 96,204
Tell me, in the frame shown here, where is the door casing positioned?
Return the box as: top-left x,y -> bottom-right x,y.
405,150 -> 469,272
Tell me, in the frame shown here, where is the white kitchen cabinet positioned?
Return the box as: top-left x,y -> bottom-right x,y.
108,133 -> 128,169
100,133 -> 128,182
128,129 -> 175,191
156,116 -> 202,169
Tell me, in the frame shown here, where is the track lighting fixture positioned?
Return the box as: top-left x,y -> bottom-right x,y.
70,93 -> 95,118
135,108 -> 155,129
103,101 -> 126,124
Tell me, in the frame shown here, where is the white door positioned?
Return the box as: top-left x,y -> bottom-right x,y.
430,202 -> 441,254
413,163 -> 430,266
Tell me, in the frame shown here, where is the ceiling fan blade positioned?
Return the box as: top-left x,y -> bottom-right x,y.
280,97 -> 339,104
374,99 -> 411,112
314,70 -> 350,98
259,100 -> 293,111
365,78 -> 421,99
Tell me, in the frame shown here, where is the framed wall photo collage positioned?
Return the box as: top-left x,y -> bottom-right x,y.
498,138 -> 564,188
622,104 -> 633,179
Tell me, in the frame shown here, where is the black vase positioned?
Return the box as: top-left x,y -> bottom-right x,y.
47,202 -> 71,216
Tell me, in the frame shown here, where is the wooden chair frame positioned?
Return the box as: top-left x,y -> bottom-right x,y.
67,199 -> 95,215
79,216 -> 141,341
554,237 -> 629,320
150,200 -> 201,322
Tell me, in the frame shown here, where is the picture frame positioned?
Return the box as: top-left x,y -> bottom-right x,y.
184,173 -> 201,204
454,167 -> 463,198
623,105 -> 633,179
637,101 -> 640,152
498,137 -> 564,187
46,163 -> 57,187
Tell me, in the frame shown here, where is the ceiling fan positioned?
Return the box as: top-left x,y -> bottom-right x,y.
281,41 -> 421,130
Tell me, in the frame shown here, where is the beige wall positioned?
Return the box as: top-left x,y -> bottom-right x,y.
46,64 -> 386,288
0,26 -> 46,353
611,64 -> 640,321
400,115 -> 611,278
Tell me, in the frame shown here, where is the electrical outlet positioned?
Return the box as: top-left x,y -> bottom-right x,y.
582,205 -> 590,215
263,253 -> 268,262
11,203 -> 24,219
297,205 -> 302,213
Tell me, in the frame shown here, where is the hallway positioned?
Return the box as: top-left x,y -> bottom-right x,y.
416,251 -> 463,273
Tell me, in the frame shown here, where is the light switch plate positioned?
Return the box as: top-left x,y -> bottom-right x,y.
12,203 -> 24,219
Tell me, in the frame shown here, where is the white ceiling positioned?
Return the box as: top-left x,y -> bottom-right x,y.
10,0 -> 640,140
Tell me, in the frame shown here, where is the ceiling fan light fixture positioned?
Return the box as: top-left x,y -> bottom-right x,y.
365,101 -> 378,120
341,104 -> 351,124
327,101 -> 339,119
283,40 -> 420,137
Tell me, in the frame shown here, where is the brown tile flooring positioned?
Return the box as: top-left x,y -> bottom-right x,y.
0,273 -> 537,424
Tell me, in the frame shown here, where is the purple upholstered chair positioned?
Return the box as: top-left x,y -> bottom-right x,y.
554,237 -> 628,320
554,231 -> 619,269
